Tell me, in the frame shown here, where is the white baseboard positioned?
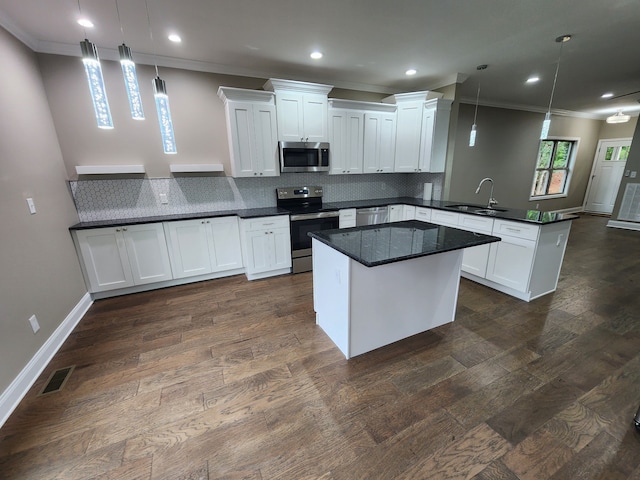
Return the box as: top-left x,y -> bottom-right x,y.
607,220 -> 640,231
0,293 -> 93,429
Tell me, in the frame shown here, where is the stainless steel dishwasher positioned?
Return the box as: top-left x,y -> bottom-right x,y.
356,206 -> 389,226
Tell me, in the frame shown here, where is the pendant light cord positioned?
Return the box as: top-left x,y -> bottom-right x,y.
472,83 -> 480,124
546,40 -> 565,113
77,0 -> 87,37
144,0 -> 160,77
115,0 -> 125,43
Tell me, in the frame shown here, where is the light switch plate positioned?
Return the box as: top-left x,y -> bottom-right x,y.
631,171 -> 637,179
28,314 -> 40,333
26,198 -> 36,214
159,193 -> 168,204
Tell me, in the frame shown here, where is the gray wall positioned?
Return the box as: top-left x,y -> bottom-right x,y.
0,28 -> 87,394
448,103 -> 604,211
611,119 -> 640,221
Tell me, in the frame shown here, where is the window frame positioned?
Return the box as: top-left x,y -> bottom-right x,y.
529,136 -> 579,200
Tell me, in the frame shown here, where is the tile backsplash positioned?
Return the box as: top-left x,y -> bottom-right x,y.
70,173 -> 443,222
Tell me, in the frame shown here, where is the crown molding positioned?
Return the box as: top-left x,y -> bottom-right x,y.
0,8 -> 38,50
458,96 -> 606,120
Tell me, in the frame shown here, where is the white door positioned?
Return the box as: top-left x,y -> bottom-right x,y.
584,139 -> 632,214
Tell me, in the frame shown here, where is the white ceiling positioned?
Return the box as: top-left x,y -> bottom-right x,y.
2,0 -> 640,119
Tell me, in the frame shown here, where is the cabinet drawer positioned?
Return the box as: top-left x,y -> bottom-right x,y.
458,214 -> 493,234
415,207 -> 432,223
430,209 -> 459,227
339,209 -> 356,220
242,215 -> 289,232
493,219 -> 539,241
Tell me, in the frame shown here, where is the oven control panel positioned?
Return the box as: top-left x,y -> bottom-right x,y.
277,186 -> 323,200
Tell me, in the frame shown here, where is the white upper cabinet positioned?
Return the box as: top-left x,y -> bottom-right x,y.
384,92 -> 452,173
328,104 -> 364,175
363,111 -> 397,174
263,79 -> 333,142
218,87 -> 279,178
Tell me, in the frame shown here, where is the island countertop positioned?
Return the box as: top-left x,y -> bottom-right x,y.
308,220 -> 501,267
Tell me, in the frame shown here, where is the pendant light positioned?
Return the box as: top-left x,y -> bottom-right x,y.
116,0 -> 144,120
606,110 -> 631,124
469,64 -> 487,147
540,34 -> 572,139
145,0 -> 177,154
78,1 -> 113,129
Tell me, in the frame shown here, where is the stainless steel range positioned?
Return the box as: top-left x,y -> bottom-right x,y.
276,186 -> 339,273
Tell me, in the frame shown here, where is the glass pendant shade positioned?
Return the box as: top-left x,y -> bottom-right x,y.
80,39 -> 113,129
540,112 -> 551,139
469,124 -> 477,147
153,76 -> 177,154
118,44 -> 144,120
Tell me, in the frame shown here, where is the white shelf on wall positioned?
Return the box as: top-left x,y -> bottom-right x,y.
75,165 -> 146,175
169,164 -> 224,173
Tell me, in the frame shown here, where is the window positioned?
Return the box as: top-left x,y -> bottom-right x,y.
530,139 -> 577,198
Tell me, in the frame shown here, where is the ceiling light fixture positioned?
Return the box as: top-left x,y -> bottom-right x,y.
526,76 -> 540,84
606,110 -> 631,124
310,51 -> 323,59
540,34 -> 571,140
145,0 -> 177,154
78,1 -> 113,129
115,0 -> 144,120
168,34 -> 182,43
601,92 -> 614,99
405,69 -> 417,76
77,18 -> 94,28
469,64 -> 487,147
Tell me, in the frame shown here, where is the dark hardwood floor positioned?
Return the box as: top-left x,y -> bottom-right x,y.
1,214 -> 640,479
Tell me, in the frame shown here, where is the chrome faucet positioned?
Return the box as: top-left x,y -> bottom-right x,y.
475,177 -> 498,208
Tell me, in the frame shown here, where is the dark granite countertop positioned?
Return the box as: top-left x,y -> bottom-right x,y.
70,197 -> 577,230
308,220 -> 501,267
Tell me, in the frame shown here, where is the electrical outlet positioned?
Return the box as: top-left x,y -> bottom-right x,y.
159,193 -> 168,204
28,315 -> 40,334
625,170 -> 631,177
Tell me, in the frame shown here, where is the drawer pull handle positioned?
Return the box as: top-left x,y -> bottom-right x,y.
506,227 -> 520,233
263,222 -> 274,226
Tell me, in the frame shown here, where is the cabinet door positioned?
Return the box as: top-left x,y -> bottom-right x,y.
244,230 -> 272,274
402,205 -> 416,220
271,227 -> 293,270
75,228 -> 134,292
208,217 -> 243,272
302,94 -> 328,142
462,244 -> 491,278
363,112 -> 396,174
276,93 -> 305,141
123,224 -> 173,285
418,107 -> 435,172
253,103 -> 279,176
378,113 -> 397,172
388,205 -> 402,222
329,109 -> 347,174
339,209 -> 357,228
486,236 -> 536,292
394,102 -> 422,172
344,111 -> 364,173
165,220 -> 213,279
226,102 -> 257,177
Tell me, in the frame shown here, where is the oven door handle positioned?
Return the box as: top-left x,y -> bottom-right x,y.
290,211 -> 340,221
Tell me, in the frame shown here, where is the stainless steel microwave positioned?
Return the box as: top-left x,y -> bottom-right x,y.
279,141 -> 329,173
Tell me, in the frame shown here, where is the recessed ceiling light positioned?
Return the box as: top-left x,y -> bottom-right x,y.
405,69 -> 417,76
168,34 -> 182,43
526,76 -> 540,84
77,18 -> 94,28
310,51 -> 323,60
601,92 -> 614,98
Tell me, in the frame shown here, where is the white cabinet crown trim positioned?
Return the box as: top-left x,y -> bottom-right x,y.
263,78 -> 333,95
217,86 -> 275,104
328,98 -> 396,113
383,91 -> 444,103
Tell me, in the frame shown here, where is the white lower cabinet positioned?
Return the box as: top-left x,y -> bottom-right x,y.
74,223 -> 173,293
164,216 -> 243,279
458,214 -> 494,278
388,205 -> 403,222
240,216 -> 292,280
339,209 -> 357,228
485,234 -> 536,291
414,207 -> 432,223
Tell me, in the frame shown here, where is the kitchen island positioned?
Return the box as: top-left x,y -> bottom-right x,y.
309,220 -> 500,359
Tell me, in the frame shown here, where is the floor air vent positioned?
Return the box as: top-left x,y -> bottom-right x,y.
39,366 -> 75,395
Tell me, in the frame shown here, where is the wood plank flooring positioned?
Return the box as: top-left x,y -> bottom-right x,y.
1,214 -> 640,479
